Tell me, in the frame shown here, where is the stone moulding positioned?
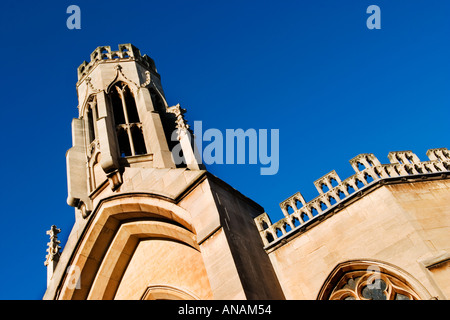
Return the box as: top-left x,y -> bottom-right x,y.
77,43 -> 159,82
254,148 -> 450,249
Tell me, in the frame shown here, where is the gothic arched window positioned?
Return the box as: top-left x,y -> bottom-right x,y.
109,82 -> 147,157
317,260 -> 424,300
85,97 -> 98,144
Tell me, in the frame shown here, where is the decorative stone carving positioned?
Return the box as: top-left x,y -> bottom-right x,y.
167,104 -> 190,134
256,148 -> 450,246
77,44 -> 158,82
85,77 -> 102,93
108,64 -> 140,90
141,70 -> 152,88
318,261 -> 422,300
44,225 -> 61,267
107,169 -> 123,191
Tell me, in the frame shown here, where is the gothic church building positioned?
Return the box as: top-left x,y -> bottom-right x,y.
43,44 -> 450,300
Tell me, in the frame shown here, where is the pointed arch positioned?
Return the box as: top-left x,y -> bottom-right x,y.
108,81 -> 147,157
88,220 -> 204,300
105,64 -> 140,95
78,90 -> 99,124
141,284 -> 200,300
56,194 -> 200,300
82,95 -> 99,146
317,259 -> 431,300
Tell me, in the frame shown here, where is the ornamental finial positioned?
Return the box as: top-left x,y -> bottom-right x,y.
44,225 -> 61,266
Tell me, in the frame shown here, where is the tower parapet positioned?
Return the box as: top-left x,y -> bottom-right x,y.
77,43 -> 158,82
66,44 -> 202,220
255,148 -> 450,247
46,44 -> 286,300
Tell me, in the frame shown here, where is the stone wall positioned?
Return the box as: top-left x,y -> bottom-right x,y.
262,173 -> 450,299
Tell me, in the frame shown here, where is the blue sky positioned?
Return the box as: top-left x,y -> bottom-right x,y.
0,1 -> 449,299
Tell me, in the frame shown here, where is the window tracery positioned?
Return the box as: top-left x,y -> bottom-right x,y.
318,261 -> 423,300
109,82 -> 147,157
328,270 -> 419,300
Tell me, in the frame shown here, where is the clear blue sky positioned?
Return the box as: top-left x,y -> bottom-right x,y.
0,1 -> 448,299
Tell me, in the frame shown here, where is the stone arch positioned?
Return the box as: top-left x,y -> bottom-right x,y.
364,172 -> 375,184
260,220 -> 269,230
286,204 -> 294,214
105,70 -> 139,94
317,259 -> 431,300
294,199 -> 303,210
79,91 -> 99,117
107,80 -> 146,158
265,231 -> 275,244
87,220 -> 210,300
141,284 -> 200,300
57,194 -> 199,300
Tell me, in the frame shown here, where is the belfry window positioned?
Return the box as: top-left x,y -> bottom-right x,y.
109,82 -> 147,157
86,98 -> 98,144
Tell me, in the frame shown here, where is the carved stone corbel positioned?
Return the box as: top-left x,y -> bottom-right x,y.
107,169 -> 123,191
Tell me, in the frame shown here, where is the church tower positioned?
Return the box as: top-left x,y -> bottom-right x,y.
43,44 -> 284,300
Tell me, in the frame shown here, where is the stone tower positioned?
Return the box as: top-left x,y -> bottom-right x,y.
43,44 -> 284,300
44,43 -> 450,301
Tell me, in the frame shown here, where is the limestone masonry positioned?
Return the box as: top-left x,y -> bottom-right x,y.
43,44 -> 450,300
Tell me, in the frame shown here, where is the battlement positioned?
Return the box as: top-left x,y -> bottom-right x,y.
77,43 -> 157,81
254,148 -> 450,248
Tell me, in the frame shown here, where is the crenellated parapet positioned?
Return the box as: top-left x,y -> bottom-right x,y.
255,148 -> 450,248
77,43 -> 158,82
